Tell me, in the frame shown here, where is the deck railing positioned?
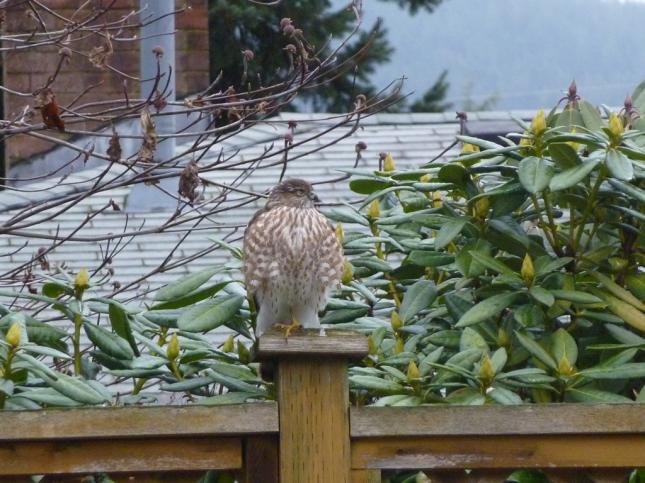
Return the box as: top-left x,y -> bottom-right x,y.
1,330 -> 644,482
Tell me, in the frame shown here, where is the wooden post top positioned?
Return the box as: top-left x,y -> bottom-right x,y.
256,328 -> 369,360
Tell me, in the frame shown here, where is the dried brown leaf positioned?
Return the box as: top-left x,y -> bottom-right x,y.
178,160 -> 200,204
88,33 -> 113,70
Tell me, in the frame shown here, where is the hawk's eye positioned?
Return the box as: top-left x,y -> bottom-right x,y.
295,189 -> 305,196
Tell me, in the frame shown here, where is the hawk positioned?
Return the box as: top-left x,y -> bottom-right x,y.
243,178 -> 344,336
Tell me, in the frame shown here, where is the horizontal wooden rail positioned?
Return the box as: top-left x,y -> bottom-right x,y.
0,402 -> 278,441
350,404 -> 645,437
350,404 -> 645,471
0,403 -> 278,476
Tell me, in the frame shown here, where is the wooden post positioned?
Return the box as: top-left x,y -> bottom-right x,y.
258,329 -> 368,483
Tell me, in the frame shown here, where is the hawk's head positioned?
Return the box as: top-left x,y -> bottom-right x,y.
267,178 -> 320,209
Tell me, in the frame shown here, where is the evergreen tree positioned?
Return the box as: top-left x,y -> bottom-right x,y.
208,0 -> 447,112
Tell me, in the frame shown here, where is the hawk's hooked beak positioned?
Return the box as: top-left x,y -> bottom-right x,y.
311,193 -> 321,203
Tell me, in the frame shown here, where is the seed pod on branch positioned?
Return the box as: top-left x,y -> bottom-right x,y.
178,160 -> 200,204
107,126 -> 122,163
137,107 -> 157,163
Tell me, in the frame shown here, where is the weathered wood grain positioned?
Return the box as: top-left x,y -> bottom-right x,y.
257,328 -> 368,359
351,469 -> 382,483
277,358 -> 351,483
0,437 -> 241,475
240,435 -> 279,483
351,434 -> 645,470
351,404 -> 645,437
0,403 -> 278,442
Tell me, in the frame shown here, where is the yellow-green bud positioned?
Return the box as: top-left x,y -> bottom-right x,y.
341,259 -> 354,285
461,143 -> 480,154
608,257 -> 628,272
5,322 -> 21,347
431,191 -> 443,208
473,197 -> 490,219
407,360 -> 420,381
74,268 -> 90,289
390,311 -> 402,331
335,223 -> 344,242
419,173 -> 432,183
530,109 -> 546,136
394,336 -> 404,354
383,153 -> 396,172
558,355 -> 574,376
222,335 -> 235,353
166,333 -> 180,360
367,199 -> 380,219
497,327 -> 510,348
367,335 -> 377,355
521,253 -> 535,286
608,112 -> 624,140
519,130 -> 532,147
478,353 -> 495,385
237,340 -> 251,364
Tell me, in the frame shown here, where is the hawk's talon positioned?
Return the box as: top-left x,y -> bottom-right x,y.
275,319 -> 302,338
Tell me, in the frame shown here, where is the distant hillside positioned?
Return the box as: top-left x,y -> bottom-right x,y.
359,0 -> 645,110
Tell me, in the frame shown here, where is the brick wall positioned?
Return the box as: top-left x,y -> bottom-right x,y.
2,0 -> 209,168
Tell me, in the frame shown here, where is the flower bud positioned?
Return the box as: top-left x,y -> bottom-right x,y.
608,112 -> 624,140
474,197 -> 490,219
521,253 -> 535,286
478,353 -> 495,384
419,173 -> 432,183
461,143 -> 480,154
166,333 -> 180,361
341,259 -> 354,285
497,327 -> 510,347
407,360 -> 420,381
367,335 -> 377,355
530,109 -> 546,136
390,311 -> 402,331
74,268 -> 90,289
222,335 -> 235,353
431,191 -> 442,208
383,153 -> 396,172
237,340 -> 251,364
5,322 -> 21,347
558,355 -> 574,376
335,223 -> 344,242
367,199 -> 380,219
394,336 -> 404,354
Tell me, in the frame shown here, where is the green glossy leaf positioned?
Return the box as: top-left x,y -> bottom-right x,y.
608,179 -> 645,203
514,331 -> 557,370
529,286 -> 555,307
549,290 -> 603,305
488,385 -> 522,405
407,251 -> 454,267
400,280 -> 437,322
435,218 -> 467,249
549,157 -> 602,191
580,363 -> 645,380
459,327 -> 489,352
567,387 -> 633,403
151,282 -> 230,310
177,296 -> 245,332
108,303 -> 139,356
349,178 -> 393,195
327,207 -> 370,226
154,268 -> 220,301
518,157 -> 553,193
606,149 -> 634,181
456,292 -> 520,327
349,375 -> 404,393
83,322 -> 134,360
551,328 -> 578,366
548,143 -> 581,169
468,251 -> 515,276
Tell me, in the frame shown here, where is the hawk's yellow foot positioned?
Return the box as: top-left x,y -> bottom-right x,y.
275,318 -> 302,338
